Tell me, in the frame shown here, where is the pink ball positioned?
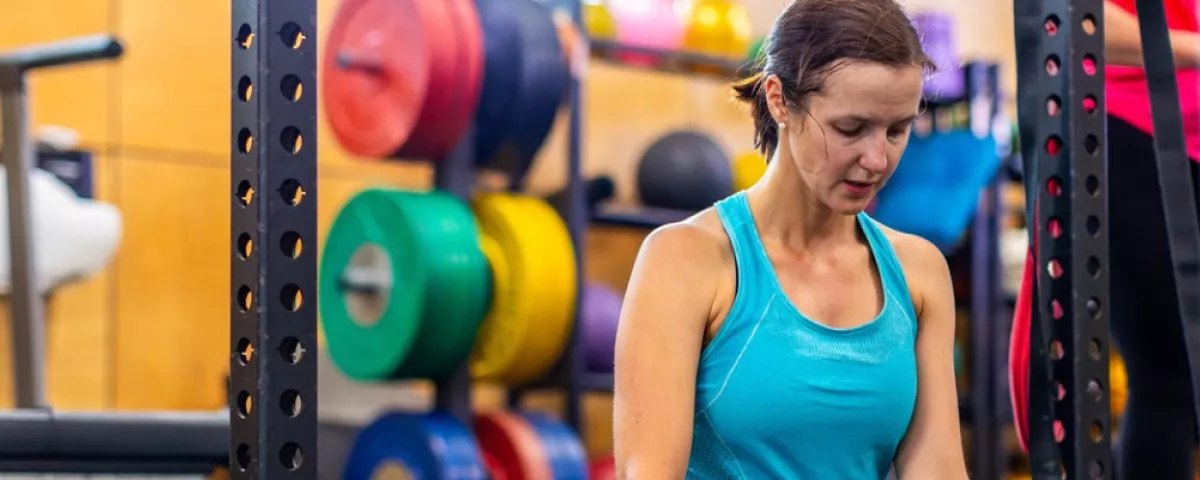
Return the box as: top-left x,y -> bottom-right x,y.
610,0 -> 682,63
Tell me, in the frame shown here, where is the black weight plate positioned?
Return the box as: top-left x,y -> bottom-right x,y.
480,0 -> 571,188
474,0 -> 524,168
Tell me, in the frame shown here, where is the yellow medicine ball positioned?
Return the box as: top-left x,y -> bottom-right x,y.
681,0 -> 754,59
732,150 -> 766,191
584,1 -> 618,40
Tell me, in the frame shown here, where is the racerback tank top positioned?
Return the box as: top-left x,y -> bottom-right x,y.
687,191 -> 920,479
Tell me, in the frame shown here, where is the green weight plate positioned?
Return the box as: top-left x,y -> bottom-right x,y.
383,189 -> 491,381
320,188 -> 426,381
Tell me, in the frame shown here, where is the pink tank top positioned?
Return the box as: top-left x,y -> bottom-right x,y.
1105,0 -> 1200,160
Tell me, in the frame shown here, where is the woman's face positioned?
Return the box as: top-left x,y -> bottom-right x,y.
777,62 -> 925,214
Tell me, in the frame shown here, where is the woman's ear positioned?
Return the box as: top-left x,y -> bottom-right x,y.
763,74 -> 789,125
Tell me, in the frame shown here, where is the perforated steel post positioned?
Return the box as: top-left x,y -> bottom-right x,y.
230,0 -> 318,477
1014,0 -> 1112,476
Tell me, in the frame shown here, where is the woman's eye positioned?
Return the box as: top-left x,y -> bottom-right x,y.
837,126 -> 863,136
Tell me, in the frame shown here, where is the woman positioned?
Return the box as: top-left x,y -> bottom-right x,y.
611,0 -> 969,477
1012,0 -> 1200,477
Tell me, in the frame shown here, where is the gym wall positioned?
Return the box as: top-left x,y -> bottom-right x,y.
0,0 -> 1017,452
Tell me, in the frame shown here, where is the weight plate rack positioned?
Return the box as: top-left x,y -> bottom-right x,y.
230,0 -> 319,477
1013,0 -> 1112,476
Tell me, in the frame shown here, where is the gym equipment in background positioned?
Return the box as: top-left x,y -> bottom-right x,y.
609,0 -> 684,65
323,0 -> 482,160
320,188 -> 490,382
637,130 -> 734,211
471,193 -> 578,386
475,412 -> 552,479
582,282 -> 622,373
681,0 -> 754,59
910,11 -> 964,101
591,456 -> 617,480
322,0 -> 567,182
731,150 -> 766,191
474,0 -> 571,189
522,412 -> 589,479
872,128 -> 1002,253
343,411 -> 488,479
584,0 -> 619,40
0,167 -> 121,296
474,412 -> 589,480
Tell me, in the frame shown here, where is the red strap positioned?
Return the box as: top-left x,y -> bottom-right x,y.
1010,248 -> 1034,452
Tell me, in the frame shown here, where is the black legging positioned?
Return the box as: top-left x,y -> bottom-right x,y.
1108,114 -> 1199,479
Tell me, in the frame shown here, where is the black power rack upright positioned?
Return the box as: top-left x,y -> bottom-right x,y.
1012,0 -> 1112,477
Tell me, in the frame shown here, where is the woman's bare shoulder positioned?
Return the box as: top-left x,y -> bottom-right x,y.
636,208 -> 733,270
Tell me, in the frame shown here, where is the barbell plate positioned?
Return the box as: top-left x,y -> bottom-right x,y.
473,0 -> 526,172
474,412 -> 553,480
506,195 -> 577,378
320,189 -> 426,381
344,411 -> 488,480
521,412 -> 589,480
470,193 -> 577,385
470,194 -> 545,383
419,0 -> 485,160
383,189 -> 491,381
470,193 -> 578,384
394,0 -> 462,160
499,0 -> 571,187
322,0 -> 429,159
582,282 -> 622,373
590,456 -> 616,480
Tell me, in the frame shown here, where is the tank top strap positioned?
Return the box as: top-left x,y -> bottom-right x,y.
856,212 -> 919,330
713,191 -> 772,308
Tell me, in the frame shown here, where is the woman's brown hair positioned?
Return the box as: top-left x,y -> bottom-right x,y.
733,0 -> 936,158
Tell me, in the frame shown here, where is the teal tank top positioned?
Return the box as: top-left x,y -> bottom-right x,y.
687,191 -> 919,479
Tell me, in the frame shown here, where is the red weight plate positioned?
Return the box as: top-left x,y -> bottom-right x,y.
322,0 -> 429,159
395,0 -> 461,160
473,413 -> 552,480
590,456 -> 615,480
432,0 -> 485,158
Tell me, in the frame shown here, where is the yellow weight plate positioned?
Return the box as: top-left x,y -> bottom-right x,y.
508,195 -> 577,380
473,229 -> 521,379
471,193 -> 577,385
732,150 -> 766,191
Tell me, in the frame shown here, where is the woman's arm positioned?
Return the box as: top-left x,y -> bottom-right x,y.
1104,0 -> 1200,68
613,223 -> 724,479
893,237 -> 969,479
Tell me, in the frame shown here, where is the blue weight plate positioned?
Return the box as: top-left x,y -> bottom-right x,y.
521,412 -> 589,480
344,411 -> 489,480
477,0 -> 570,188
473,0 -> 524,170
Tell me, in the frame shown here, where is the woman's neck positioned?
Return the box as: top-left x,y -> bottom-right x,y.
745,150 -> 860,252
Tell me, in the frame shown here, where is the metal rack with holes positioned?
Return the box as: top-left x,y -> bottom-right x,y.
1012,0 -> 1112,476
230,0 -> 320,477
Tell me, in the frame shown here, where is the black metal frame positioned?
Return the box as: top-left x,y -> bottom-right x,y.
1014,0 -> 1112,476
229,0 -> 319,477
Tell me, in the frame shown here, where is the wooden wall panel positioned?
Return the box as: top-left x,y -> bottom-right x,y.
115,0 -> 230,156
0,152 -> 116,410
111,155 -> 229,410
0,0 -> 115,145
